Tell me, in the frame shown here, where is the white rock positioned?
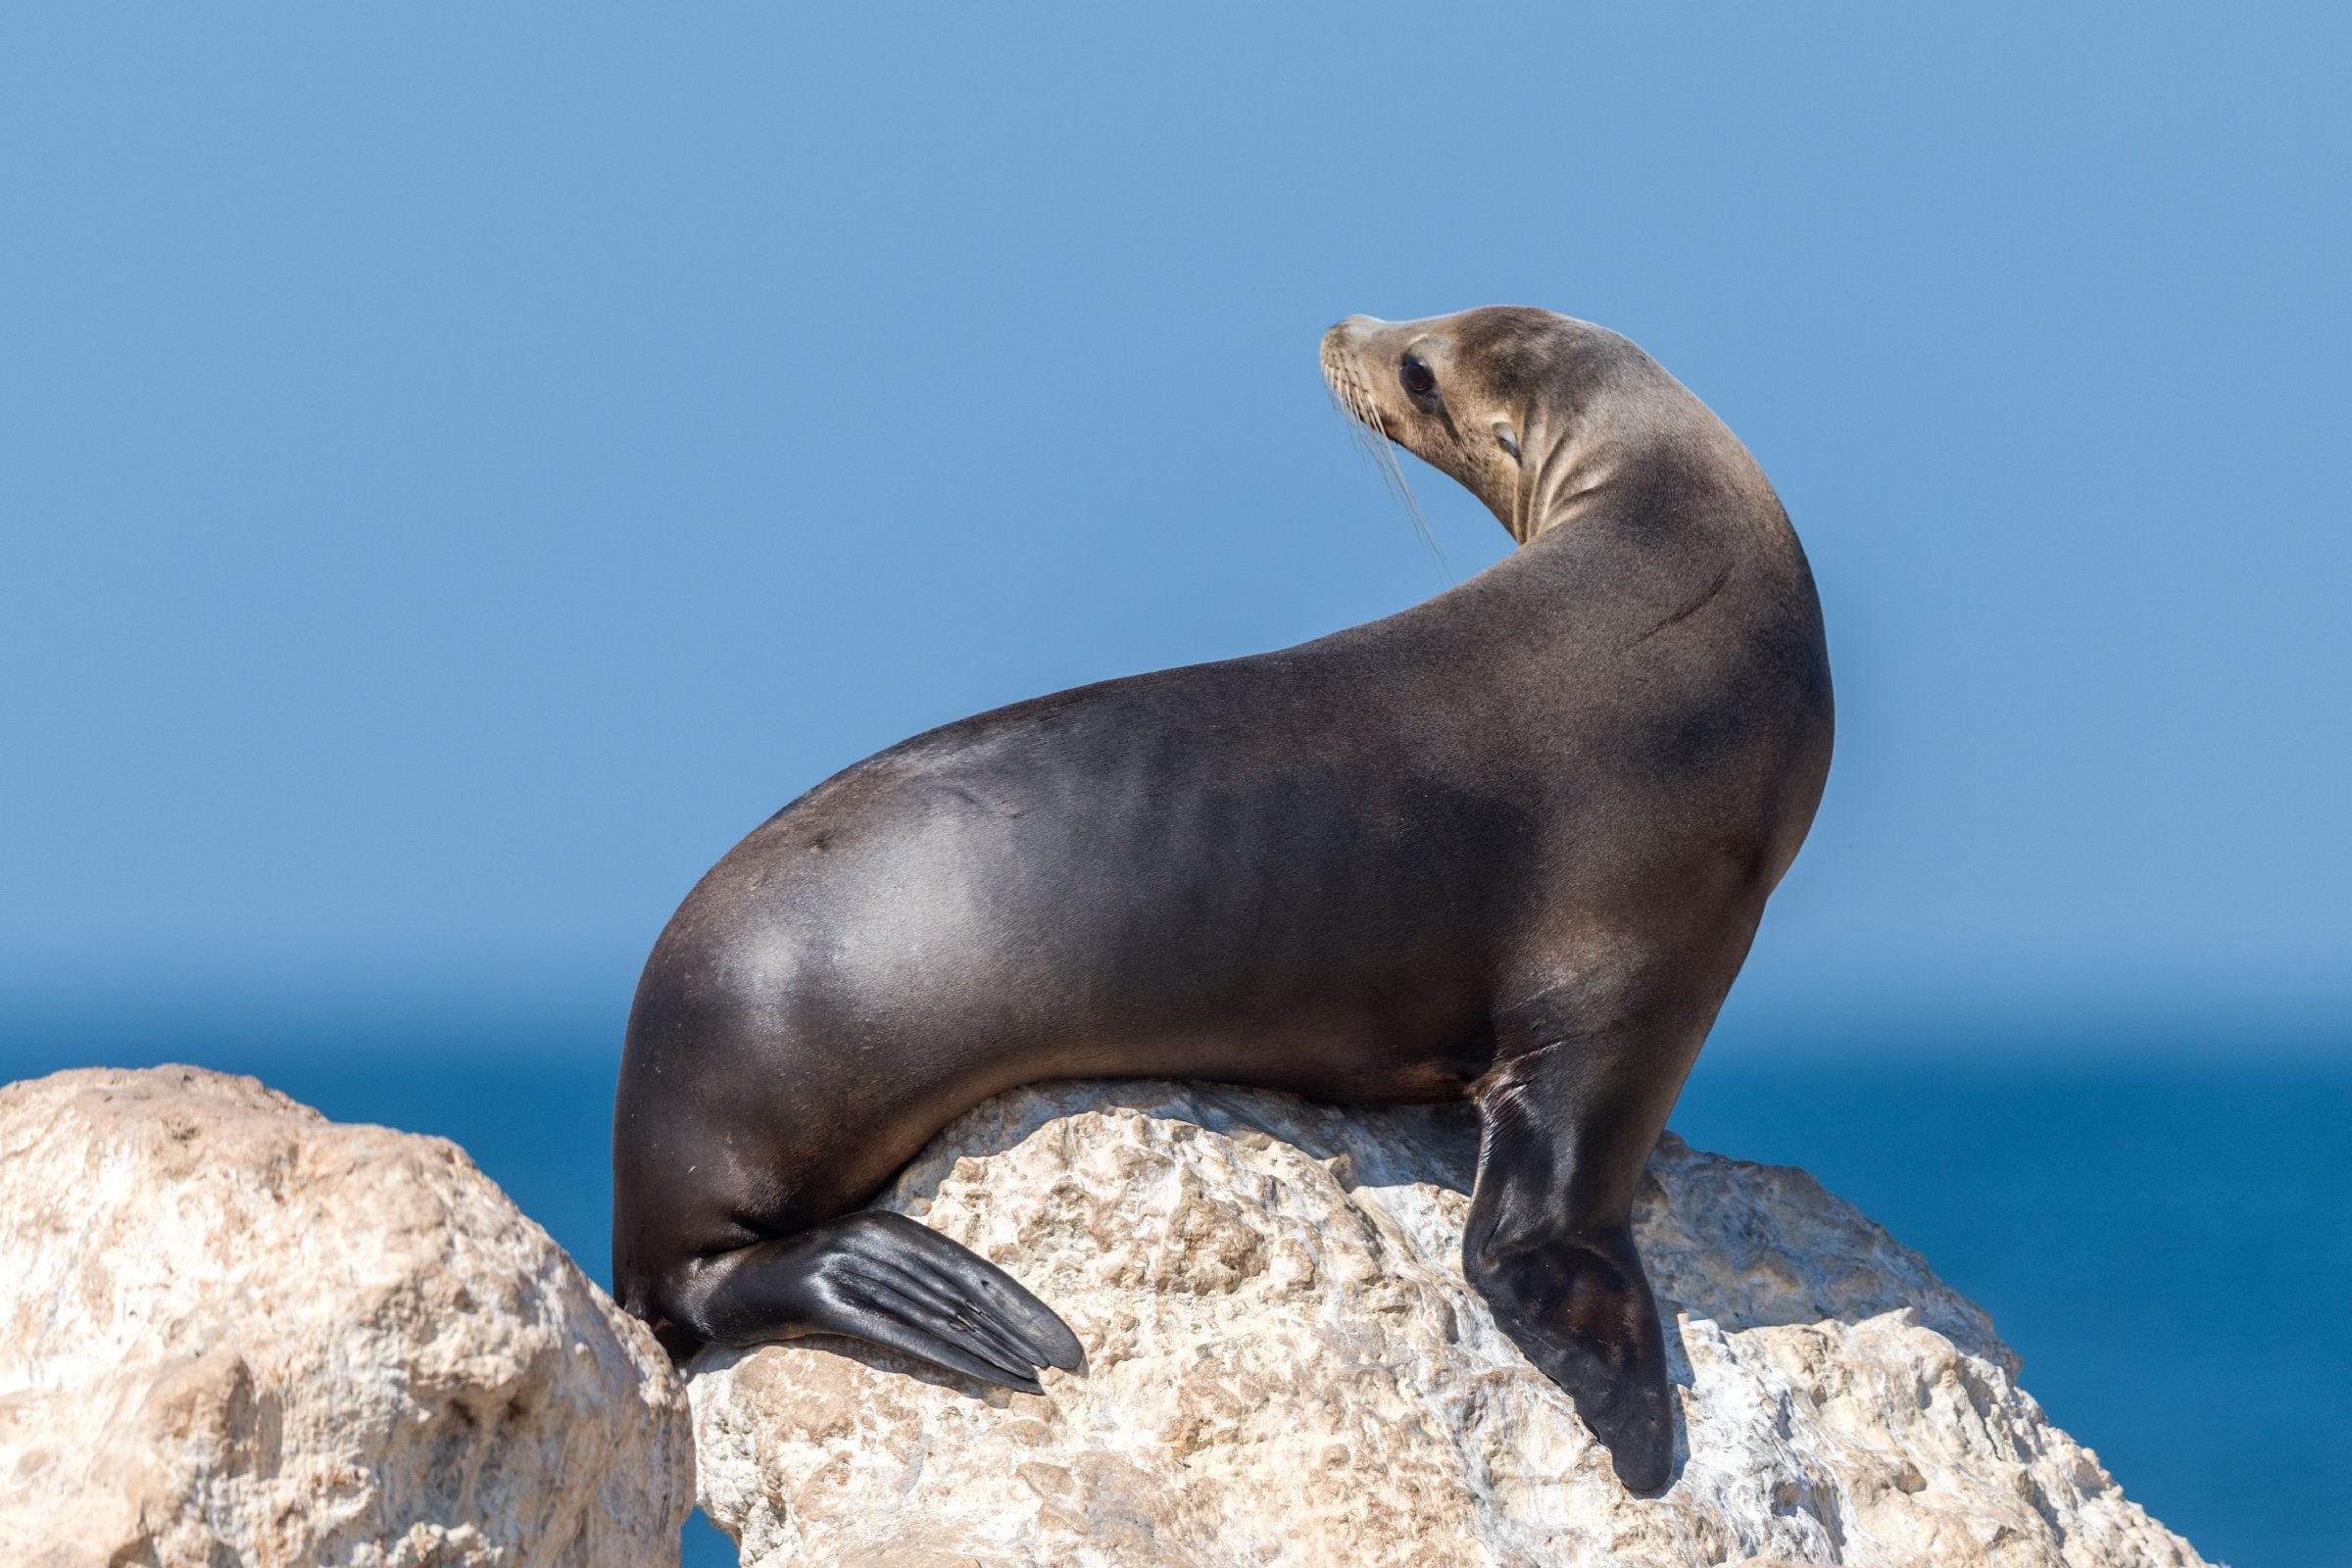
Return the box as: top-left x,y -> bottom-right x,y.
688,1079 -> 2207,1568
0,1065 -> 694,1568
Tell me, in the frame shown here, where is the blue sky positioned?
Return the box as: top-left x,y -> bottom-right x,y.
4,5 -> 2345,1049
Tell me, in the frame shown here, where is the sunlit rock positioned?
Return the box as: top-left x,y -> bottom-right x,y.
689,1079 -> 2205,1568
0,1065 -> 694,1568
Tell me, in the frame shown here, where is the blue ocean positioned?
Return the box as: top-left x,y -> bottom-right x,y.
10,1014 -> 2342,1568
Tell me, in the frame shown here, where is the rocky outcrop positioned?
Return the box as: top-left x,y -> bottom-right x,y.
0,1066 -> 694,1568
689,1080 -> 2207,1568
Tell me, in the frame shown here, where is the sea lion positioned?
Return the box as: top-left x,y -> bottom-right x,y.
612,306 -> 1833,1491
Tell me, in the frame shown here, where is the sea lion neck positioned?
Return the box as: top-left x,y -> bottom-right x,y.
1506,419 -> 1622,545
1509,362 -> 1778,554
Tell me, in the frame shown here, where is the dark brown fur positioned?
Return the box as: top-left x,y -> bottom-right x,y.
612,307 -> 1832,1491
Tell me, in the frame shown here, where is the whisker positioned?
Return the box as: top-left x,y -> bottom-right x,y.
1354,384 -> 1446,572
1323,357 -> 1434,550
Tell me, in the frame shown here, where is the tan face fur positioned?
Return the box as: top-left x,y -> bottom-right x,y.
1323,304 -> 1707,551
1322,310 -> 1549,544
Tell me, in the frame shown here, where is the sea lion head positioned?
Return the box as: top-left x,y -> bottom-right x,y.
1322,306 -> 1655,545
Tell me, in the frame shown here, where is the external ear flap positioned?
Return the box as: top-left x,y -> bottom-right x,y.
1491,419 -> 1522,461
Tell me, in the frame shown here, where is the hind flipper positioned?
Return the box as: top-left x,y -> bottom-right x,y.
675,1209 -> 1084,1393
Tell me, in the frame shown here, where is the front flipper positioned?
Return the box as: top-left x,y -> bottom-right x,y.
1464,1013 -> 1702,1493
676,1209 -> 1085,1395
1465,1224 -> 1672,1492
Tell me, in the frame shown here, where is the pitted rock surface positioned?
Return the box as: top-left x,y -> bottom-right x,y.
0,1065 -> 694,1568
688,1080 -> 2206,1568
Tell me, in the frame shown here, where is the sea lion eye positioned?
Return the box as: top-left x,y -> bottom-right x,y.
1399,355 -> 1437,397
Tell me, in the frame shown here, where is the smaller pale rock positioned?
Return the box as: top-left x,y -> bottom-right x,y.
0,1065 -> 694,1568
689,1080 -> 2208,1568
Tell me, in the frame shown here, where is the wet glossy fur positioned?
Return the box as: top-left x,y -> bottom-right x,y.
612,307 -> 1832,1491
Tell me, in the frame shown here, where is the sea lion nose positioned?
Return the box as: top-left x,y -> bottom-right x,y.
1323,314 -> 1386,356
